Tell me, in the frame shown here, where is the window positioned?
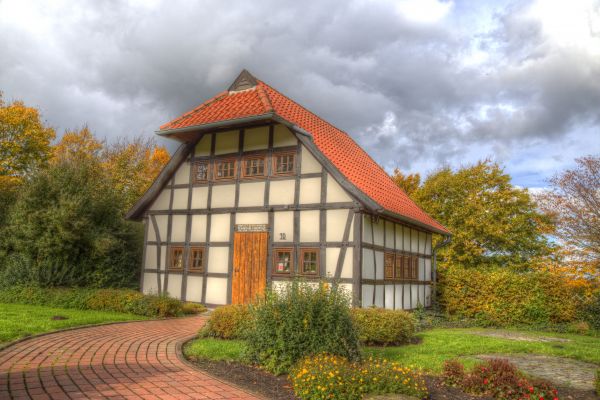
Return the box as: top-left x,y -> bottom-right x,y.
243,156 -> 265,177
274,152 -> 295,175
300,248 -> 319,275
193,161 -> 209,183
189,247 -> 205,272
402,255 -> 412,280
410,256 -> 419,280
169,246 -> 184,271
215,158 -> 236,179
395,255 -> 404,279
384,253 -> 395,279
273,248 -> 293,274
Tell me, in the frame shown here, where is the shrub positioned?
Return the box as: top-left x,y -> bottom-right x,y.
200,304 -> 253,339
291,353 -> 428,400
596,369 -> 600,396
582,292 -> 600,330
0,286 -> 203,317
245,281 -> 360,374
352,307 -> 415,345
446,358 -> 559,400
439,265 -> 583,326
442,359 -> 465,386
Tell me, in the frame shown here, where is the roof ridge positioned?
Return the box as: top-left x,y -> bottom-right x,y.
256,84 -> 274,113
160,90 -> 229,130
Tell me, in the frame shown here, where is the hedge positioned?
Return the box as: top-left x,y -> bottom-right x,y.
0,286 -> 205,317
438,266 -> 582,326
352,307 -> 415,345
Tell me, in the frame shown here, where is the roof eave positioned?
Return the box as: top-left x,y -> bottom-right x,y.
377,209 -> 451,235
157,113 -> 276,139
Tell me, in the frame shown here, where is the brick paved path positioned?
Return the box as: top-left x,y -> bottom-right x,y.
0,316 -> 260,400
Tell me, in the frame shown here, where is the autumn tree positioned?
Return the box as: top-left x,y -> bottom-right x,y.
404,160 -> 553,269
390,168 -> 421,196
52,125 -> 103,164
538,155 -> 600,273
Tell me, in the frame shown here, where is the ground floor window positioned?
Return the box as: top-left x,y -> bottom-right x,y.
169,246 -> 184,271
300,248 -> 319,275
273,248 -> 293,274
189,247 -> 205,272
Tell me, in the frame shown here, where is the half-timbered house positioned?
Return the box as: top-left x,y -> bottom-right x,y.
126,70 -> 450,309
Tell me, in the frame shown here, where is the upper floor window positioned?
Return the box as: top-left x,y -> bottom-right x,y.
273,248 -> 293,274
300,248 -> 319,275
274,152 -> 295,175
169,246 -> 184,271
243,156 -> 265,178
384,252 -> 395,279
215,158 -> 236,180
189,247 -> 205,272
193,161 -> 209,183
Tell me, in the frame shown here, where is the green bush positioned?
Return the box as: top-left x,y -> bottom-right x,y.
439,265 -> 583,326
582,292 -> 600,330
596,369 -> 600,396
291,353 -> 428,400
200,304 -> 253,339
352,307 -> 415,345
0,286 -> 205,317
245,281 -> 360,374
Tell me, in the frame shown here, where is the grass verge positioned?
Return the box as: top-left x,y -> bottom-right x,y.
0,302 -> 146,345
183,337 -> 248,362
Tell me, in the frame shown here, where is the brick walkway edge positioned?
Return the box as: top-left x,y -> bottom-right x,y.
0,316 -> 260,400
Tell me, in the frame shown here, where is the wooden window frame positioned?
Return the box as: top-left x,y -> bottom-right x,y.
300,248 -> 319,275
214,157 -> 237,180
272,248 -> 293,275
273,151 -> 296,176
168,246 -> 185,271
188,246 -> 205,273
242,155 -> 266,179
192,160 -> 209,183
384,252 -> 395,279
410,256 -> 419,280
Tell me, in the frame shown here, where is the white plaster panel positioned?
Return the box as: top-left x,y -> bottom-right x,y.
191,187 -> 209,209
299,178 -> 321,204
374,250 -> 384,280
214,130 -> 239,155
269,180 -> 295,205
300,146 -> 322,174
172,189 -> 189,210
339,283 -> 353,301
190,215 -> 207,242
412,284 -> 420,308
150,189 -> 170,211
418,231 -> 427,254
395,284 -> 403,310
425,285 -> 432,307
395,224 -> 403,251
273,211 -> 294,242
374,285 -> 384,308
385,285 -> 394,310
425,233 -> 432,255
195,135 -> 212,156
273,124 -> 297,147
403,226 -> 410,251
155,216 -> 168,242
325,248 -> 339,278
363,215 -> 373,244
142,273 -> 159,295
425,258 -> 432,282
326,175 -> 352,203
205,277 -> 227,305
238,182 -> 265,207
211,185 -> 236,208
186,276 -> 203,303
403,284 -> 411,309
147,221 -> 156,242
236,212 -> 268,225
373,219 -> 384,246
160,246 -> 167,270
410,229 -> 419,253
326,210 -> 353,242
299,210 -> 320,242
385,221 -> 395,249
362,248 -> 374,279
145,245 -> 157,269
362,285 -> 374,308
210,214 -> 230,242
171,215 -> 187,242
340,248 -> 353,279
207,247 -> 229,273
271,280 -> 290,294
243,126 -> 269,151
174,162 -> 190,185
166,274 -> 182,299
419,258 -> 426,281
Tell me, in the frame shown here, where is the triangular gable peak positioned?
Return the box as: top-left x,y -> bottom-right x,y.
129,70 -> 449,235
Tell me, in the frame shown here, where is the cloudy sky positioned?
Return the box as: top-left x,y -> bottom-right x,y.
1,0 -> 599,189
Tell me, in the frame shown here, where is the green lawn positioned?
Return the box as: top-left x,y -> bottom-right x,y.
0,303 -> 146,345
184,328 -> 600,374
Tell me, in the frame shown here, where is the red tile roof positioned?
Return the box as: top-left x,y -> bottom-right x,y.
160,75 -> 449,234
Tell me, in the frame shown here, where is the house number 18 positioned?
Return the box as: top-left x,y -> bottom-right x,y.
279,233 -> 286,240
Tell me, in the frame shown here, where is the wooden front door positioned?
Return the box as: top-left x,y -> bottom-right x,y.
231,231 -> 268,304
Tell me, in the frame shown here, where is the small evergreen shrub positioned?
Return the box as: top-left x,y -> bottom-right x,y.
443,358 -> 559,400
352,307 -> 415,345
200,304 -> 253,339
0,286 -> 204,317
291,353 -> 428,400
245,281 -> 360,374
